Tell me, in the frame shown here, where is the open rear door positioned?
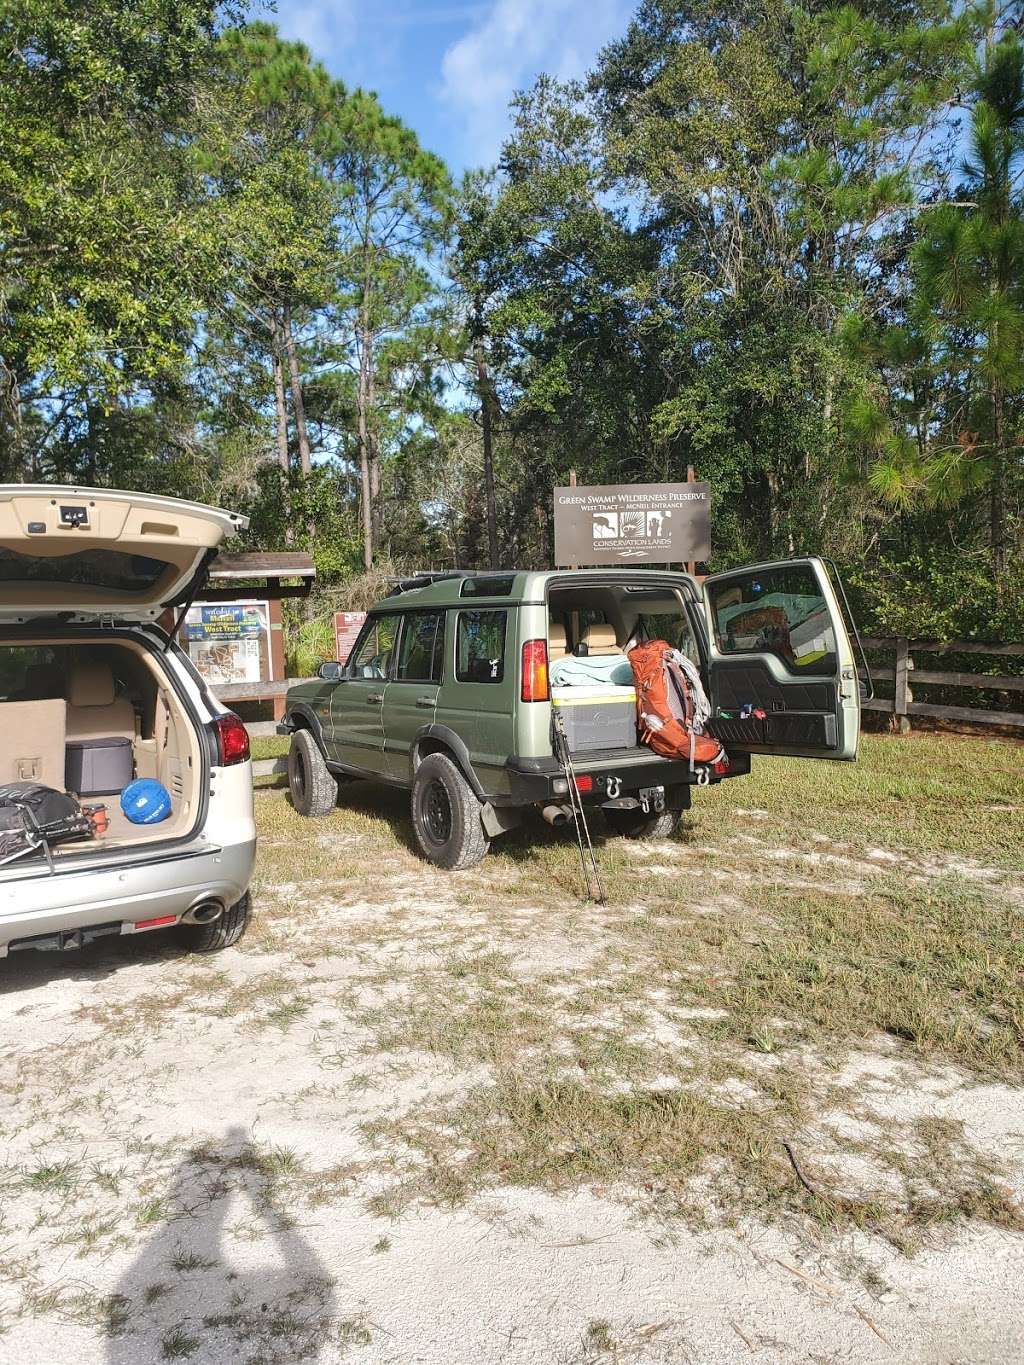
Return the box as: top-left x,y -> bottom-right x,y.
0,485 -> 247,621
701,557 -> 860,761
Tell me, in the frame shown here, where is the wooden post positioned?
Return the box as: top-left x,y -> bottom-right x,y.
268,590 -> 287,721
684,465 -> 697,576
894,635 -> 912,734
567,469 -> 578,570
567,468 -> 580,649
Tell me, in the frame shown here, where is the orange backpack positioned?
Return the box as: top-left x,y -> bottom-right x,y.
627,639 -> 727,769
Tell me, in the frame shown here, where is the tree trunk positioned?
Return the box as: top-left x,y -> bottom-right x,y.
765,468 -> 779,556
269,317 -> 293,546
2,361 -> 26,480
271,319 -> 290,473
282,304 -> 312,476
357,315 -> 373,571
368,357 -> 381,550
991,380 -> 1006,584
475,334 -> 499,570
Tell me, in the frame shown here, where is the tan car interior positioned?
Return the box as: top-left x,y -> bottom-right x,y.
0,640 -> 200,851
579,622 -> 625,655
547,584 -> 700,664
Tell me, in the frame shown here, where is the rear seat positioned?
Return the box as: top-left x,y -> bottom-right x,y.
0,700 -> 67,788
64,662 -> 136,796
550,621 -> 635,689
548,621 -> 570,660
580,622 -> 624,656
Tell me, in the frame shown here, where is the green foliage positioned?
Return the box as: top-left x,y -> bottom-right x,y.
0,0 -> 226,469
285,615 -> 336,678
1,0 -> 1021,647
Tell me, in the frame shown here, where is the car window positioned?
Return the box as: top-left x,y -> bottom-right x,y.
395,612 -> 444,683
459,575 -> 515,598
0,644 -> 62,700
456,610 -> 507,684
708,565 -> 837,674
348,616 -> 398,679
634,610 -> 701,665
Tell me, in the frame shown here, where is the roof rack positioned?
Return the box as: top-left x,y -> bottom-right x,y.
384,571 -> 470,597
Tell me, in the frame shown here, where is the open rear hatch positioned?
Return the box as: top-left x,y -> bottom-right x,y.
0,485 -> 247,622
0,487 -> 250,873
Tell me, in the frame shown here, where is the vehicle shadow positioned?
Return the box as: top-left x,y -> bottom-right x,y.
107,1125 -> 338,1364
0,929 -> 194,997
281,778 -> 422,856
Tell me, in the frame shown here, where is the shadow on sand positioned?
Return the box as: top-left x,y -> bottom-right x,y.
107,1125 -> 344,1364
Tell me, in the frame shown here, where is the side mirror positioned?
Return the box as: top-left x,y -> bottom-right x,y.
318,661 -> 344,681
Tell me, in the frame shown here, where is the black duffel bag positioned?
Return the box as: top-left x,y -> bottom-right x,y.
0,783 -> 95,868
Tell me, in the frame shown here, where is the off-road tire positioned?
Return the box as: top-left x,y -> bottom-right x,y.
180,892 -> 252,953
288,728 -> 337,817
603,804 -> 683,841
411,752 -> 490,870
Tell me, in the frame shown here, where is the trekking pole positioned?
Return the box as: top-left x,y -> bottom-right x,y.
552,710 -> 606,904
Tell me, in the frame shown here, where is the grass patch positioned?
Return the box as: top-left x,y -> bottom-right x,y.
244,730 -> 1021,1246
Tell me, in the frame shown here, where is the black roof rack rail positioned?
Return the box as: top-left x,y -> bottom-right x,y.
384,571 -> 470,597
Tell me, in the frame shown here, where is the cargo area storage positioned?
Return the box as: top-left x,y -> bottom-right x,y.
0,637 -> 203,857
546,579 -> 700,755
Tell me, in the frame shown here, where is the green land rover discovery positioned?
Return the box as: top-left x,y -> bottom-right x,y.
280,560 -> 862,869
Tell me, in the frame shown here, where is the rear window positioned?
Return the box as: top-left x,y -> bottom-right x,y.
0,547 -> 169,593
456,610 -> 507,683
708,564 -> 837,673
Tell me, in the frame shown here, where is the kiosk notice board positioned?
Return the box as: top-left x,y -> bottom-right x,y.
184,601 -> 271,685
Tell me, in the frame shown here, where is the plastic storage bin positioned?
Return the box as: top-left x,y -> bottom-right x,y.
552,684 -> 637,751
65,737 -> 134,796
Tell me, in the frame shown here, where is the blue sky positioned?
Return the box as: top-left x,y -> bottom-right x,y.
261,0 -> 636,173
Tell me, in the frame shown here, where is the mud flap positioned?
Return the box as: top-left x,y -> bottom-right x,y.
481,803 -> 522,839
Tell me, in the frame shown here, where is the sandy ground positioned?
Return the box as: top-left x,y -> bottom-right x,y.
1,790 -> 1022,1365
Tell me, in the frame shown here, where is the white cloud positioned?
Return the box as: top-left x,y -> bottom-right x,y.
274,0 -> 358,59
440,0 -> 632,164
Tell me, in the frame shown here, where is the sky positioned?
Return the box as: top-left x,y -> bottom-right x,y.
261,0 -> 636,174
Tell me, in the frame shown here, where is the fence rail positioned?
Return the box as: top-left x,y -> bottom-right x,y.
235,644 -> 1022,782
859,636 -> 1024,731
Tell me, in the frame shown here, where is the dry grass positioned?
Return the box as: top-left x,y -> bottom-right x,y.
0,730 -> 1021,1358
235,731 -> 1024,1251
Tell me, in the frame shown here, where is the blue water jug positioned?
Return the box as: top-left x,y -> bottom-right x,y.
120,778 -> 172,825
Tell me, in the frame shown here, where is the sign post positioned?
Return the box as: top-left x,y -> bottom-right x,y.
334,611 -> 368,665
553,478 -> 710,568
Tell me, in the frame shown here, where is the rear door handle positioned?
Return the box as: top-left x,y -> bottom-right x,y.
415,696 -> 435,708
367,693 -> 385,704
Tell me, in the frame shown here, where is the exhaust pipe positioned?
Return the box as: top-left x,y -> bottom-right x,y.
541,803 -> 573,828
182,899 -> 223,926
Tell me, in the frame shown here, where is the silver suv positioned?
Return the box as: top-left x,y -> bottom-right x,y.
0,485 -> 256,957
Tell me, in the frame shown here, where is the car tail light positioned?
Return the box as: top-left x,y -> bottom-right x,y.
574,774 -> 593,793
134,914 -> 178,931
521,639 -> 549,702
212,712 -> 250,765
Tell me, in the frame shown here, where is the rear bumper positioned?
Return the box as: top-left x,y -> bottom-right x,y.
501,748 -> 750,805
0,837 -> 255,956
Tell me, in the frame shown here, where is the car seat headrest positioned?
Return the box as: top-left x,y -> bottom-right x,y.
548,621 -> 569,658
68,661 -> 116,708
580,622 -> 620,654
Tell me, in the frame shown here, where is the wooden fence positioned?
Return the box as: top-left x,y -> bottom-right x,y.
231,640 -> 1023,782
860,636 -> 1024,732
